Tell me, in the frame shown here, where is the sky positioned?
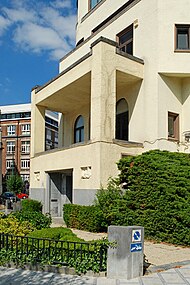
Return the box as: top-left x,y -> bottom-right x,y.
0,0 -> 77,106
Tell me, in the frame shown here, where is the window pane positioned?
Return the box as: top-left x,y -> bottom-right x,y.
91,0 -> 101,9
168,116 -> 174,137
116,99 -> 129,141
76,116 -> 84,128
126,42 -> 133,55
74,115 -> 84,143
80,128 -> 84,142
178,31 -> 188,49
119,30 -> 133,45
75,130 -> 80,143
118,25 -> 133,55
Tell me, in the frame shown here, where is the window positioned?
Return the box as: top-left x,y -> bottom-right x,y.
6,160 -> 14,169
90,0 -> 101,9
116,99 -> 129,141
175,25 -> 190,50
21,159 -> 30,169
21,124 -> 30,135
20,174 -> 30,182
7,125 -> 16,136
168,112 -> 179,140
7,141 -> 15,154
74,115 -> 84,143
21,141 -> 30,154
117,25 -> 133,55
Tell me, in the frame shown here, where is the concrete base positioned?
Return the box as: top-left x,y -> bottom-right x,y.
107,225 -> 144,280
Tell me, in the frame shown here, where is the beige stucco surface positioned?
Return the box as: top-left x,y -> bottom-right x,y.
30,0 -> 190,211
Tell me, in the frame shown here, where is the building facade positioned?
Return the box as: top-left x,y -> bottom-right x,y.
30,0 -> 190,217
0,104 -> 58,192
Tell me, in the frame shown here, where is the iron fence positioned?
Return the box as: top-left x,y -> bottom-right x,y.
0,232 -> 107,270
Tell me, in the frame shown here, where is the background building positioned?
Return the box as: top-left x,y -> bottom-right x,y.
0,104 -> 58,192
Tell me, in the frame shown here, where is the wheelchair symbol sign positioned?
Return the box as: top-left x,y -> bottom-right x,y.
132,230 -> 141,242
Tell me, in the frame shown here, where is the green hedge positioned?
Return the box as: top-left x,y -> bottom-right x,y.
63,204 -> 105,232
12,211 -> 51,230
21,199 -> 43,213
116,150 -> 190,245
63,150 -> 190,245
28,227 -> 84,242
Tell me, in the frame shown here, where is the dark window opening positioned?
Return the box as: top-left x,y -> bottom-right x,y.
168,112 -> 179,140
175,25 -> 190,50
116,99 -> 129,141
117,25 -> 133,55
74,115 -> 84,143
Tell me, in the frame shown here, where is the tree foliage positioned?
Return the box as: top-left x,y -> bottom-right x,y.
6,174 -> 23,194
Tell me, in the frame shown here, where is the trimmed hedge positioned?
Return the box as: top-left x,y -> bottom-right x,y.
28,227 -> 84,242
116,150 -> 190,245
12,211 -> 51,230
63,150 -> 190,245
63,204 -> 105,232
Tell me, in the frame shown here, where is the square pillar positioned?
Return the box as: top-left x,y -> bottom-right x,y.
90,42 -> 116,142
31,89 -> 46,157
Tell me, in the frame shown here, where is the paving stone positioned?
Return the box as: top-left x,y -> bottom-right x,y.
158,271 -> 186,284
177,268 -> 190,278
97,277 -> 116,285
140,276 -> 164,285
118,277 -> 141,284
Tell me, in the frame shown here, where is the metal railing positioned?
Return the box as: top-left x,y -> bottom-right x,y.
0,233 -> 107,270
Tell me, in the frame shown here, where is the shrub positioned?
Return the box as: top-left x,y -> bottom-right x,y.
28,227 -> 84,242
12,211 -> 51,230
21,199 -> 42,213
115,150 -> 190,245
0,215 -> 35,236
63,204 -> 105,232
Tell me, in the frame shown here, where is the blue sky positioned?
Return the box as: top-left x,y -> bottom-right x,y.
0,0 -> 77,106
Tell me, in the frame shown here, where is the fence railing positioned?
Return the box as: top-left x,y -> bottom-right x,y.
0,233 -> 107,271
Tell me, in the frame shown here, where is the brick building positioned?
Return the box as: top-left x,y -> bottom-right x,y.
0,104 -> 58,192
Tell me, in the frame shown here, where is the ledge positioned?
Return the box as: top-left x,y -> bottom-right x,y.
113,139 -> 143,148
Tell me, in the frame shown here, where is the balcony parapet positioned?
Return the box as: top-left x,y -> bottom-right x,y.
33,139 -> 143,158
33,37 -> 144,96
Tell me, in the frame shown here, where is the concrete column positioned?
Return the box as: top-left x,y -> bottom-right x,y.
90,42 -> 116,142
58,113 -> 64,148
31,89 -> 46,157
107,225 -> 144,280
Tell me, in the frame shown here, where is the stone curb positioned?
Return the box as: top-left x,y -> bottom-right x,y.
146,259 -> 190,274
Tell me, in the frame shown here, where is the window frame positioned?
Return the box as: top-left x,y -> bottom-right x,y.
117,24 -> 133,55
21,141 -> 30,154
21,124 -> 30,135
89,0 -> 102,10
175,24 -> 190,52
168,112 -> 179,141
21,159 -> 30,169
7,141 -> 15,154
7,125 -> 16,136
6,159 -> 14,170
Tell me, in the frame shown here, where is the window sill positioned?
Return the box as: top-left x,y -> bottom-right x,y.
174,49 -> 190,53
168,137 -> 179,142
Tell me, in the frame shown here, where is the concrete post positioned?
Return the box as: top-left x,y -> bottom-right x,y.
107,225 -> 144,280
31,89 -> 46,157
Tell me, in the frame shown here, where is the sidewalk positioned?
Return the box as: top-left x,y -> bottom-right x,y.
0,264 -> 190,284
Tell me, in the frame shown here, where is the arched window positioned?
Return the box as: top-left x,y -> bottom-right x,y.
74,115 -> 84,143
116,99 -> 129,141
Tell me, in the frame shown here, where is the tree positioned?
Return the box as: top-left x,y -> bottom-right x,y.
6,174 -> 24,194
